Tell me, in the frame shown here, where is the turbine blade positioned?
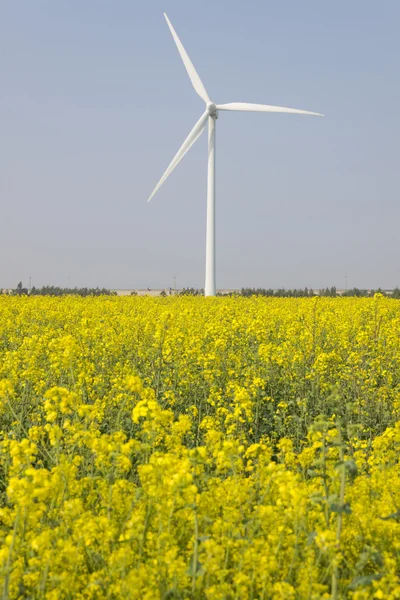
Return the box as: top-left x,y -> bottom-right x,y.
216,102 -> 324,117
147,111 -> 209,203
164,13 -> 210,104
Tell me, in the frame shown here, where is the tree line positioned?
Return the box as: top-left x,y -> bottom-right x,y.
238,287 -> 397,298
179,286 -> 400,298
3,283 -> 400,298
5,283 -> 116,297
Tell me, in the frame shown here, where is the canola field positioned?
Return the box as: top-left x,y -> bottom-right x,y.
0,295 -> 399,600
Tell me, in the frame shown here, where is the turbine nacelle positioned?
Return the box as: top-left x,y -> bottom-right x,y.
207,102 -> 218,118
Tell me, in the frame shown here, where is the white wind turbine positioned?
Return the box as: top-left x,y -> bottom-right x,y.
148,13 -> 323,296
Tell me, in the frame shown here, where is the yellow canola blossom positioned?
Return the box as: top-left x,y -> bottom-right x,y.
0,295 -> 399,599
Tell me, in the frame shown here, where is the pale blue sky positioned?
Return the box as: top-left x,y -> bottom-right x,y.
1,0 -> 399,290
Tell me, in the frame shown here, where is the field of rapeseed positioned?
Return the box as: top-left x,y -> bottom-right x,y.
0,295 -> 399,599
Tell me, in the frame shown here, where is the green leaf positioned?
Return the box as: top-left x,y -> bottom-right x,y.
329,440 -> 345,448
348,574 -> 382,590
330,502 -> 352,514
307,531 -> 317,546
344,459 -> 358,476
310,494 -> 325,504
306,469 -> 320,478
327,493 -> 339,503
187,555 -> 204,577
380,510 -> 400,522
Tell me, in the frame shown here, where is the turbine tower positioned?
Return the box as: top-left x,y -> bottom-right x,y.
148,13 -> 323,297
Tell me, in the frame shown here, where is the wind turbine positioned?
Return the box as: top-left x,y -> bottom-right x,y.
148,13 -> 323,296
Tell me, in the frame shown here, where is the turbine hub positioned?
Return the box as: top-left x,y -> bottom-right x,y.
207,102 -> 218,117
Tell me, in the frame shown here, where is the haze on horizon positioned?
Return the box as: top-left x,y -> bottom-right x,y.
1,0 -> 400,292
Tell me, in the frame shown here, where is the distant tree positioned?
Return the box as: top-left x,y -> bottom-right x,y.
28,286 -> 116,297
217,291 -> 239,297
179,288 -> 204,296
342,288 -> 369,298
12,282 -> 28,296
239,287 -> 315,298
392,288 -> 400,299
369,288 -> 387,297
320,287 -> 337,297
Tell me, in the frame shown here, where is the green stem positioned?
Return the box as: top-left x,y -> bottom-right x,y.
331,438 -> 345,600
192,506 -> 199,597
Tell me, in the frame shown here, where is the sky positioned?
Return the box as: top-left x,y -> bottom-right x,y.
1,0 -> 400,291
